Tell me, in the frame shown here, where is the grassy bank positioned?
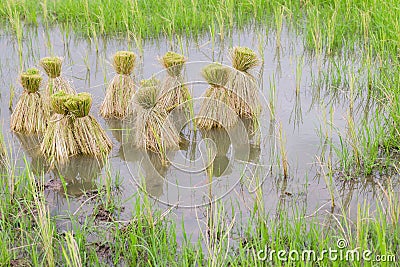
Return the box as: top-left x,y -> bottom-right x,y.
1,159 -> 399,266
0,0 -> 399,56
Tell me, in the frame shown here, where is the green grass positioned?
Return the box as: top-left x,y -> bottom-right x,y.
1,158 -> 399,265
1,0 -> 400,265
0,0 -> 399,56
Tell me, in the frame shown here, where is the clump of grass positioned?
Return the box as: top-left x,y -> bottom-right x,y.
158,51 -> 191,112
197,63 -> 237,130
10,68 -> 50,134
0,127 -> 5,164
230,46 -> 259,72
100,51 -> 137,119
133,78 -> 180,163
39,57 -> 76,101
227,46 -> 260,118
40,57 -> 62,78
41,91 -> 112,164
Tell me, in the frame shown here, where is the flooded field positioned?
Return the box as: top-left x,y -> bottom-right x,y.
2,25 -> 394,229
1,8 -> 399,263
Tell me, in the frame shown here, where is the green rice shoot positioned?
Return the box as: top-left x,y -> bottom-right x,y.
229,46 -> 260,72
113,51 -> 136,75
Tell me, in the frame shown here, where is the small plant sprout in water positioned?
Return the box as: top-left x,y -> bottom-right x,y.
227,46 -> 261,119
39,56 -> 76,105
41,91 -> 112,164
197,63 -> 237,130
10,68 -> 50,134
158,51 -> 191,112
100,51 -> 137,119
133,78 -> 180,164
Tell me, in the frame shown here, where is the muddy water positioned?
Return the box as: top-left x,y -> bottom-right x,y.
0,25 -> 389,239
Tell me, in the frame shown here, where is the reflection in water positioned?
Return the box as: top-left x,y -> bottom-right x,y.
233,117 -> 261,164
290,89 -> 303,130
52,156 -> 105,197
177,112 -> 200,164
106,118 -> 128,143
335,174 -> 399,212
114,119 -> 170,198
15,133 -> 50,176
201,128 -> 232,178
119,142 -> 168,198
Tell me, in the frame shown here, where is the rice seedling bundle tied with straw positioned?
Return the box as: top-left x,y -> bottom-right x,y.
10,68 -> 50,134
41,91 -> 112,164
197,63 -> 237,130
158,51 -> 191,112
40,57 -> 76,99
227,46 -> 260,118
133,78 -> 180,163
100,51 -> 137,118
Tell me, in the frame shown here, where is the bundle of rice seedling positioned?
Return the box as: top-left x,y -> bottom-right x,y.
158,51 -> 191,112
197,63 -> 237,130
133,78 -> 180,162
227,46 -> 261,118
39,57 -> 76,97
100,51 -> 137,118
41,91 -> 112,164
10,68 -> 50,134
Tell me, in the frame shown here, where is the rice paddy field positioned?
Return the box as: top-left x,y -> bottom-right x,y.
0,0 -> 400,266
